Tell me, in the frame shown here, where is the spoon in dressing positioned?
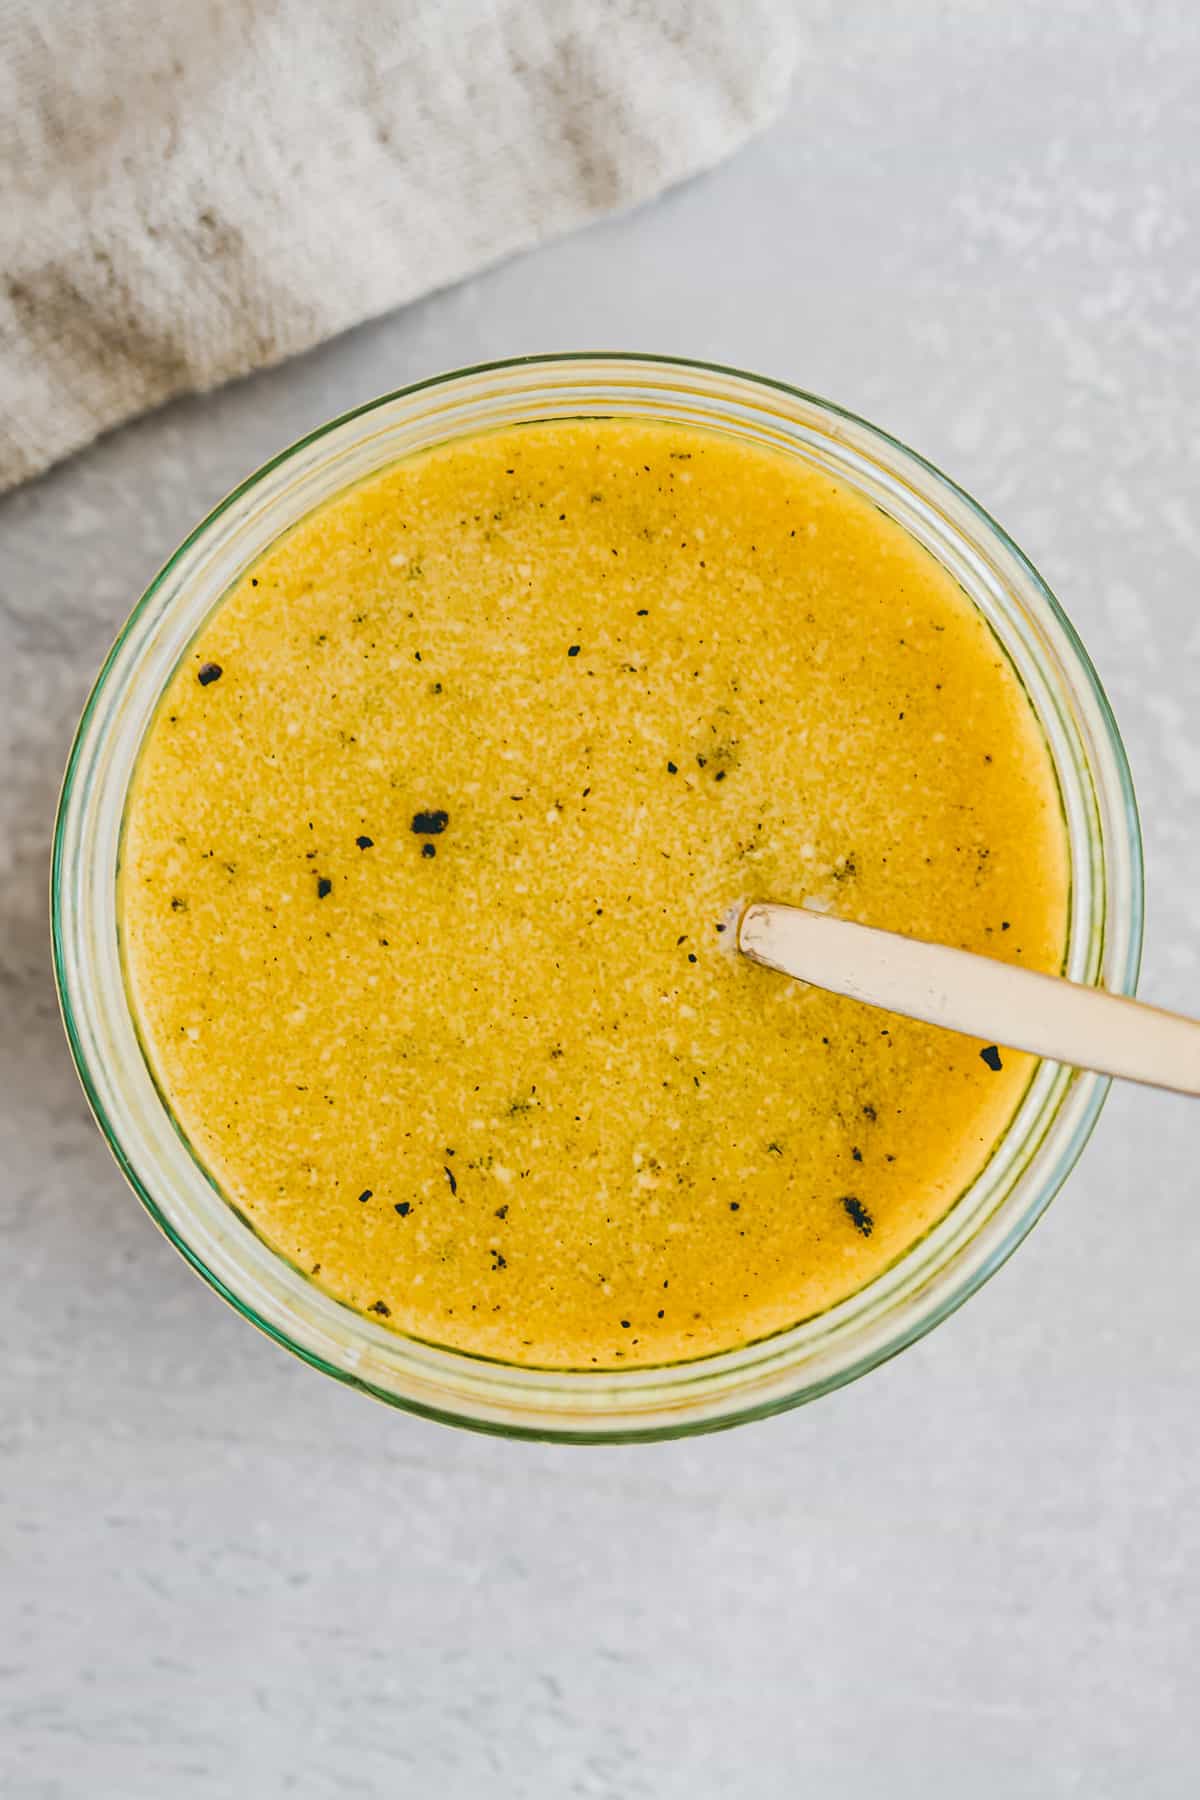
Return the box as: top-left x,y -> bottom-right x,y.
738,902 -> 1200,1098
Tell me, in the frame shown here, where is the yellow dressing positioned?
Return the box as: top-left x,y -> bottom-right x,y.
121,420 -> 1069,1367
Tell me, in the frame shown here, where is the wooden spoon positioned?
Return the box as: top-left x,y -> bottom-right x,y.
738,902 -> 1200,1098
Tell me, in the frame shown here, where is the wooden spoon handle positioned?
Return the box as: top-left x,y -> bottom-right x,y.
738,902 -> 1200,1098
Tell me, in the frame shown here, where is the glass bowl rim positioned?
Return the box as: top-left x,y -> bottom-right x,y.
51,350 -> 1144,1442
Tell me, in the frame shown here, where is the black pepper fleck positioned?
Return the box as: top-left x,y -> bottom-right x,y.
444,1165 -> 457,1195
395,1201 -> 412,1216
841,1196 -> 874,1236
197,662 -> 223,686
567,644 -> 581,657
980,1045 -> 1003,1071
358,1189 -> 373,1203
369,1299 -> 390,1316
316,876 -> 332,898
422,843 -> 436,859
355,835 -> 374,849
411,809 -> 449,835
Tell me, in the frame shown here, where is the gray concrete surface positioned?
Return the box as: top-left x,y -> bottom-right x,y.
3,4 -> 1199,1794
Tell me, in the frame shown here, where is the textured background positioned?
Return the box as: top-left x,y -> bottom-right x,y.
3,3 -> 1199,1794
0,0 -> 794,486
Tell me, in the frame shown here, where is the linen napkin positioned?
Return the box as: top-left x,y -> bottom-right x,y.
0,0 -> 796,490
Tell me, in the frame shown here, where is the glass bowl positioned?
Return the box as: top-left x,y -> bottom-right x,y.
52,354 -> 1143,1441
